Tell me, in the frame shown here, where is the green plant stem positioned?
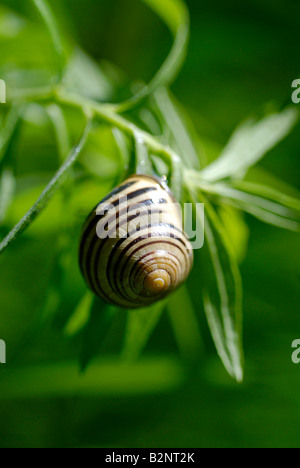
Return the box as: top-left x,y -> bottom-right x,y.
134,132 -> 153,175
0,84 -> 184,258
55,89 -> 183,194
28,0 -> 189,113
12,87 -> 181,174
0,117 -> 93,256
10,86 -> 55,103
55,90 -> 169,155
0,106 -> 22,163
110,0 -> 190,113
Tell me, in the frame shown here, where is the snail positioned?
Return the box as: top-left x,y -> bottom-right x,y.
79,174 -> 193,309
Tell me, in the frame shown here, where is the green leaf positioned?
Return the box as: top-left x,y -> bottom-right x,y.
233,180 -> 300,213
245,166 -> 300,199
218,206 -> 250,262
41,234 -> 88,331
0,6 -> 53,84
0,6 -> 26,40
168,149 -> 183,201
0,169 -> 16,224
80,297 -> 118,371
0,118 -> 92,256
205,214 -> 243,381
168,286 -> 203,360
112,127 -> 132,178
31,0 -> 66,82
0,107 -> 21,226
64,292 -> 93,336
46,102 -> 78,235
192,191 -> 244,381
152,87 -> 201,170
229,182 -> 300,231
190,177 -> 300,232
6,183 -> 66,237
62,48 -> 115,102
38,243 -> 68,326
122,301 -> 167,361
113,0 -> 190,112
201,108 -> 299,182
138,107 -> 162,136
46,104 -> 70,161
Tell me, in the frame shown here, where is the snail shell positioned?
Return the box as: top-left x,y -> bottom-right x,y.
79,174 -> 193,309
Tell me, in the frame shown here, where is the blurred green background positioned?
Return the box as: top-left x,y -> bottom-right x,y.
0,0 -> 300,448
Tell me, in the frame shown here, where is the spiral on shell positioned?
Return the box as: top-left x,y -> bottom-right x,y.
79,175 -> 193,309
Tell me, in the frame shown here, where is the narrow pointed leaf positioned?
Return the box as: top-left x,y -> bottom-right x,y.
168,286 -> 203,360
153,87 -> 201,170
65,292 -> 93,336
193,193 -> 244,381
191,177 -> 300,232
201,108 -> 298,182
80,297 -> 117,371
31,0 -> 65,81
123,302 -> 166,361
0,169 -> 16,224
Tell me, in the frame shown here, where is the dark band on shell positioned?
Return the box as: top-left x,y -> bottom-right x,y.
79,175 -> 193,308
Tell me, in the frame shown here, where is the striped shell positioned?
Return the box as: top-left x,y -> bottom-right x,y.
79,175 -> 193,309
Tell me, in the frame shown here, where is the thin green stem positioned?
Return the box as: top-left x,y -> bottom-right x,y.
55,89 -> 166,153
0,106 -> 22,164
29,0 -> 188,114
12,87 -> 183,185
55,89 -> 183,197
11,83 -> 184,200
11,86 -> 55,103
46,104 -> 71,162
134,132 -> 153,175
110,0 -> 190,113
0,117 -> 93,256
